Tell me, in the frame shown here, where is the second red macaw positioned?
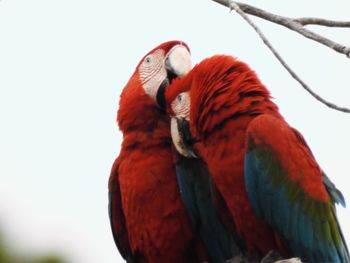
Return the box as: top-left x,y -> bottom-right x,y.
166,55 -> 349,263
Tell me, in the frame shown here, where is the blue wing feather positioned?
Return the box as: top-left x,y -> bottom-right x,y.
175,154 -> 242,263
323,173 -> 346,208
244,115 -> 349,263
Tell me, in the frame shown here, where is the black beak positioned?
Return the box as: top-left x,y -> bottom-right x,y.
156,78 -> 169,110
175,118 -> 198,158
156,64 -> 179,111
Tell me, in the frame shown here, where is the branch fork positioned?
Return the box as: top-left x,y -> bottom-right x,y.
212,0 -> 350,113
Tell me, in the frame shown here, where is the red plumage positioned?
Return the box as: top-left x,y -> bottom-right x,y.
166,55 -> 344,261
167,55 -> 288,258
109,41 -> 207,263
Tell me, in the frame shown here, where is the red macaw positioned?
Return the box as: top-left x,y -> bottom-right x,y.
108,42 -> 241,263
108,40 -> 200,263
166,55 -> 349,263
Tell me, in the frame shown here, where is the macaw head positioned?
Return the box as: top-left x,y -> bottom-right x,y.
166,55 -> 276,158
118,41 -> 192,133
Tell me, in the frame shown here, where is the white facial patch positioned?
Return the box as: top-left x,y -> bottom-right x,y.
171,92 -> 190,120
166,45 -> 192,77
139,45 -> 192,102
139,49 -> 167,100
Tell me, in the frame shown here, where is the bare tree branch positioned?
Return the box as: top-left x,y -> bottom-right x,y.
211,0 -> 350,113
293,18 -> 350,27
212,0 -> 350,58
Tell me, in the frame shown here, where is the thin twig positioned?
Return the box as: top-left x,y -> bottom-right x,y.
212,0 -> 350,58
214,0 -> 350,113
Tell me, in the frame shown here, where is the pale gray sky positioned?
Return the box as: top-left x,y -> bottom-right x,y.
0,1 -> 349,262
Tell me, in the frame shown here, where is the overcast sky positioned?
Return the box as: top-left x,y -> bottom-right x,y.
0,1 -> 349,262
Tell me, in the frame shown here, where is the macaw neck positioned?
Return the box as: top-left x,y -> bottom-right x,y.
118,74 -> 163,130
118,97 -> 166,133
118,102 -> 172,153
117,76 -> 171,150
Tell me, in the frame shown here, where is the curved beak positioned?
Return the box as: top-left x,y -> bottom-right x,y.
165,45 -> 192,78
157,45 -> 192,110
170,117 -> 198,158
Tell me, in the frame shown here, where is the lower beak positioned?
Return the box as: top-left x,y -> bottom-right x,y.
170,118 -> 198,158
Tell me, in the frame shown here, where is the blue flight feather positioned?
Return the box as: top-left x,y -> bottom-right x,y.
244,139 -> 349,263
175,155 -> 242,263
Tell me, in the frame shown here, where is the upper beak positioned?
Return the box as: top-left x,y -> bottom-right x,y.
170,117 -> 198,158
165,45 -> 192,78
157,45 -> 192,110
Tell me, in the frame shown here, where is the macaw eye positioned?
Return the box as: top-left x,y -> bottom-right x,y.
144,56 -> 152,64
177,94 -> 182,102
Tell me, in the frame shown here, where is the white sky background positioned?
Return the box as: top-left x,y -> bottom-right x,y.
0,1 -> 349,262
